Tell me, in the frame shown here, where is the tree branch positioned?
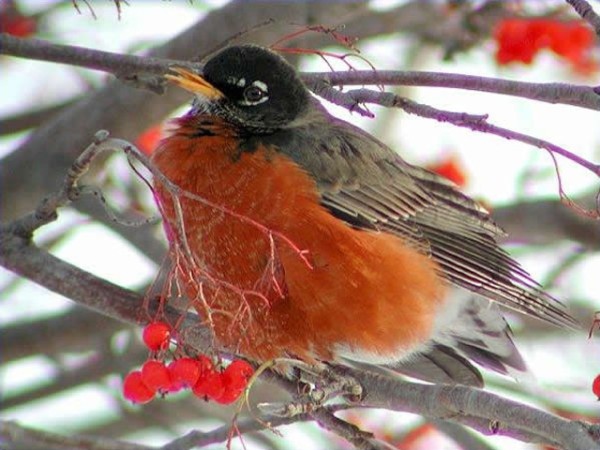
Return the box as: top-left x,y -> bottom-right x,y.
0,420 -> 153,450
353,370 -> 598,449
317,86 -> 600,181
3,34 -> 600,111
305,70 -> 600,111
493,192 -> 600,248
0,99 -> 77,136
0,33 -> 189,83
565,0 -> 600,36
2,307 -> 125,363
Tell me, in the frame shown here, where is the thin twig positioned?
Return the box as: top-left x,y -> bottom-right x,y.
322,86 -> 600,183
160,413 -> 311,450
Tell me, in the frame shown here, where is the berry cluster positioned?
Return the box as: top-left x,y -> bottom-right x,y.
123,321 -> 254,405
494,18 -> 596,73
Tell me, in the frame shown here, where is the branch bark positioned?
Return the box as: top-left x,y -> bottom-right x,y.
354,370 -> 598,449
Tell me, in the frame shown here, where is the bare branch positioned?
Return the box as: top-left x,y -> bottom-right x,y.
322,87 -> 600,182
0,99 -> 76,136
303,70 -> 600,112
0,420 -> 152,450
159,413 -> 306,450
565,0 -> 600,36
3,34 -> 600,112
0,34 -> 195,91
2,349 -> 145,411
311,408 -> 384,450
354,370 -> 598,449
493,192 -> 600,248
2,308 -> 126,363
431,420 -> 497,450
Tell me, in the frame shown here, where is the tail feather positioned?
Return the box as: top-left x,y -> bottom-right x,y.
376,292 -> 531,385
392,344 -> 484,387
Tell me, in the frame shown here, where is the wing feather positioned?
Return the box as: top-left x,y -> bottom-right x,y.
271,108 -> 578,328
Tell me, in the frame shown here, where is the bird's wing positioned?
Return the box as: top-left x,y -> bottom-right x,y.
274,113 -> 577,329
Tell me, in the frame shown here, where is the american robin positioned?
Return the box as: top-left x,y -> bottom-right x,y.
152,44 -> 577,386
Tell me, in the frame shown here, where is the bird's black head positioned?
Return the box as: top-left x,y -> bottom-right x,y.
168,45 -> 312,133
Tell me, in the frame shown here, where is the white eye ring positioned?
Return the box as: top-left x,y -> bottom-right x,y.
244,85 -> 265,102
238,80 -> 269,106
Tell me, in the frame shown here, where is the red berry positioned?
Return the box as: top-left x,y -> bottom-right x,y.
169,357 -> 201,388
204,372 -> 226,400
142,322 -> 171,351
123,370 -> 155,404
593,374 -> 600,400
196,354 -> 214,376
163,365 -> 185,394
214,386 -> 243,405
223,360 -> 254,391
193,370 -> 224,400
141,360 -> 171,392
213,360 -> 254,405
4,16 -> 37,37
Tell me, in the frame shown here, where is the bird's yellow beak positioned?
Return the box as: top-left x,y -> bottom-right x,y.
165,67 -> 224,100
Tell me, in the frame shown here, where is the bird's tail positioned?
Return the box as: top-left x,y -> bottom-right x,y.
383,292 -> 529,386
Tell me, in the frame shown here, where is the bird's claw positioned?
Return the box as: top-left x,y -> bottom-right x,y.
292,364 -> 363,404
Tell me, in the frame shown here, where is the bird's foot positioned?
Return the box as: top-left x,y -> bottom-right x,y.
298,364 -> 363,405
306,366 -> 363,404
257,362 -> 362,418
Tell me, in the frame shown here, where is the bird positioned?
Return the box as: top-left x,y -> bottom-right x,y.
151,44 -> 577,387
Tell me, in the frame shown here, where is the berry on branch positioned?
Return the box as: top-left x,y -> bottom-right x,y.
169,357 -> 202,388
123,370 -> 155,404
141,360 -> 172,392
142,321 -> 171,351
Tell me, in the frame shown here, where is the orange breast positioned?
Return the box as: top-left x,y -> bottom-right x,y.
151,119 -> 447,364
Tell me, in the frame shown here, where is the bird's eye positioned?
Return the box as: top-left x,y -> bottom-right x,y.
243,85 -> 266,103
